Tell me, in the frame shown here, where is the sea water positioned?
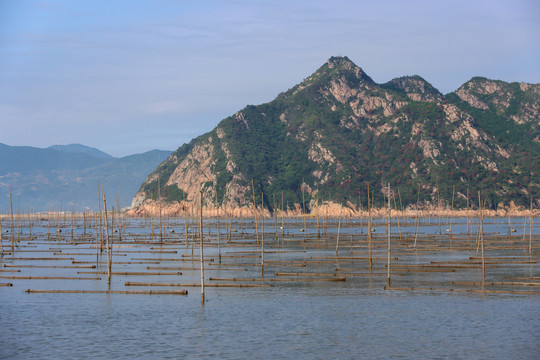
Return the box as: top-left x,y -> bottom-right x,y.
1,217 -> 538,359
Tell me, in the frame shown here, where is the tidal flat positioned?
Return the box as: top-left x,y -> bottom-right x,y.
1,215 -> 538,359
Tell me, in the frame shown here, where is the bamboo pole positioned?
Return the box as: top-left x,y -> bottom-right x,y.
367,183 -> 372,270
316,185 -> 320,238
272,192 -> 277,239
70,204 -> 74,241
48,202 -> 51,240
335,207 -> 342,256
25,289 -> 188,295
479,191 -> 485,283
302,181 -> 307,242
211,276 -> 346,282
184,193 -> 189,250
261,192 -> 265,277
466,187 -> 470,237
449,185 -> 455,239
281,191 -> 285,241
98,181 -> 103,253
383,287 -> 540,295
116,188 -> 123,243
529,197 -> 533,256
217,196 -> 221,264
2,275 -> 101,280
437,181 -> 441,235
522,213 -> 527,248
56,203 -> 61,241
392,190 -> 401,242
17,194 -> 21,242
349,214 -> 353,249
9,257 -> 74,261
414,184 -> 420,249
158,178 -> 163,243
103,194 -> 111,285
10,187 -> 14,253
126,281 -> 272,288
199,190 -> 205,304
0,217 -> 3,258
6,264 -> 96,269
252,178 -> 259,245
83,271 -> 183,276
387,183 -> 391,287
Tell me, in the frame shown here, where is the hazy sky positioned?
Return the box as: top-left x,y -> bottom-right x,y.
1,0 -> 539,157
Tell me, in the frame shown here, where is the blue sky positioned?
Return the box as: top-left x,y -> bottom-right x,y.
1,0 -> 539,157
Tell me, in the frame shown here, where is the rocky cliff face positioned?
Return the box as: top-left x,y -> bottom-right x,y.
128,56 -> 539,216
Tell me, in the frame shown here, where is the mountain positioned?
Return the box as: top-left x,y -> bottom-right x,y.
0,143 -> 106,174
130,56 -> 539,215
48,144 -> 114,160
0,144 -> 171,212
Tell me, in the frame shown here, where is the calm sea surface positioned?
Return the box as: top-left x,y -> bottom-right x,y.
1,217 -> 538,359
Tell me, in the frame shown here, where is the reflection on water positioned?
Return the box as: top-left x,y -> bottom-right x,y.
0,217 -> 538,359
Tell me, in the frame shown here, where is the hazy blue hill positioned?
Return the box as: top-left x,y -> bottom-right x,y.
0,144 -> 171,212
79,150 -> 173,208
0,143 -> 108,173
48,144 -> 114,160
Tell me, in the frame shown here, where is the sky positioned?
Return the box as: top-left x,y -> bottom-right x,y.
1,0 -> 539,157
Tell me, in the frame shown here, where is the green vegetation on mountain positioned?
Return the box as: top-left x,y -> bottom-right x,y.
136,57 -> 539,212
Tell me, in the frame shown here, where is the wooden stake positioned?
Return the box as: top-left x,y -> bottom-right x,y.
281,191 -> 285,241
199,190 -> 205,304
528,197 -> 533,256
387,183 -> 391,287
449,185 -> 455,239
302,180 -> 307,242
466,187 -> 470,236
70,204 -> 74,241
216,193 -> 221,264
103,194 -> 111,285
116,187 -> 123,242
335,207 -> 342,256
158,178 -> 163,243
367,183 -> 372,270
0,217 -> 3,258
56,203 -> 60,241
184,192 -> 189,250
48,202 -> 51,241
316,185 -> 320,238
414,184 -> 420,249
251,178 -> 259,245
261,192 -> 265,277
10,187 -> 14,253
392,190 -> 401,242
98,181 -> 103,253
26,289 -> 188,295
479,191 -> 485,283
437,181 -> 441,235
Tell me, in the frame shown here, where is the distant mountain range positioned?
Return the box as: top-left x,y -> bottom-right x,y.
0,143 -> 171,212
130,56 -> 539,215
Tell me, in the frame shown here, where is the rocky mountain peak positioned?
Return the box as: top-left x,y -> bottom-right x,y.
129,56 -> 539,216
384,75 -> 443,103
327,56 -> 355,69
326,56 -> 374,83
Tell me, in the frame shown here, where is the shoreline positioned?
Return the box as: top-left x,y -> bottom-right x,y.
124,200 -> 538,219
1,203 -> 538,219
